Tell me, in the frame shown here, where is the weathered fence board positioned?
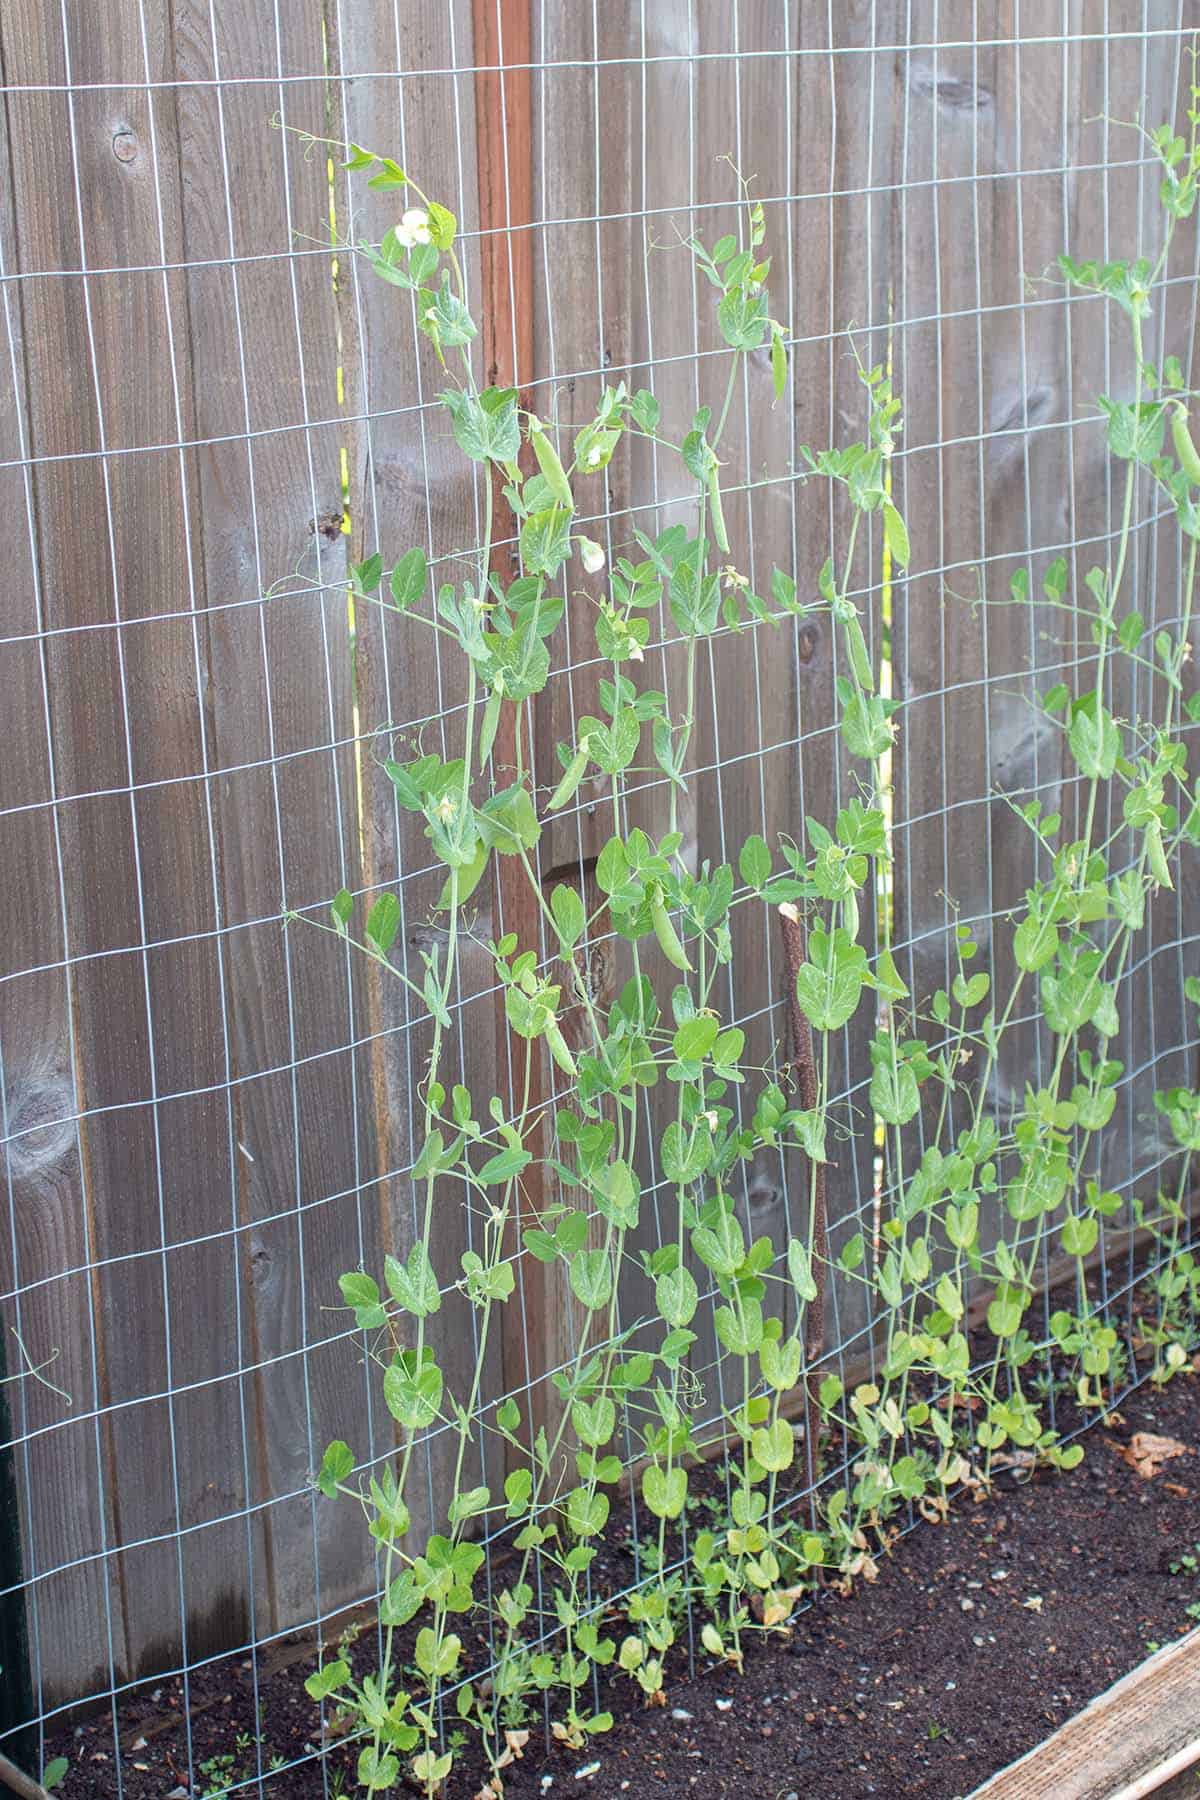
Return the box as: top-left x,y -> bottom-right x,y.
336,0 -> 507,1540
173,0 -> 366,1639
0,0 -> 259,1685
0,36 -> 116,1703
0,3 -> 1196,1718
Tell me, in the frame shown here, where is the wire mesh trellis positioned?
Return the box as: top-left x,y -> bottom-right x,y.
1,3 -> 1199,1796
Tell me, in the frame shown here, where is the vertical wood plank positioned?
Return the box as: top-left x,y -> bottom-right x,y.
0,48 -> 116,1703
172,0 -> 366,1631
523,0 -> 639,1443
785,1 -> 898,1392
0,0 -> 261,1683
335,1 -> 506,1538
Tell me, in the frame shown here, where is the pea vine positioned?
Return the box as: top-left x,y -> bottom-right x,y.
289,103 -> 1200,1800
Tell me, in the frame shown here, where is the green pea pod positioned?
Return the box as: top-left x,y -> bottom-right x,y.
706,461 -> 730,554
547,737 -> 590,811
843,613 -> 875,692
1172,402 -> 1200,487
545,1021 -> 578,1079
1146,817 -> 1174,890
650,884 -> 692,973
529,419 -> 575,512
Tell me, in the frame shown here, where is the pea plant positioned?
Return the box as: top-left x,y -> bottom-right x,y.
291,103 -> 1200,1799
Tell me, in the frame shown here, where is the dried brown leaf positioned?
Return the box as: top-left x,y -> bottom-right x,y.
1116,1431 -> 1190,1478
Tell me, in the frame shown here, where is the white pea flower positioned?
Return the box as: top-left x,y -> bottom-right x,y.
628,640 -> 644,663
396,207 -> 432,249
703,1109 -> 719,1131
578,536 -> 606,575
586,445 -> 604,468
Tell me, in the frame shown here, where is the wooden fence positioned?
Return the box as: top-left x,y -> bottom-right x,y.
1,0 -> 1197,1716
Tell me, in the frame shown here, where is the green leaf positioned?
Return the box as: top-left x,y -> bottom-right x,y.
738,833 -> 772,890
787,1237 -> 818,1303
448,1484 -> 491,1523
550,881 -> 586,951
986,1291 -> 1024,1339
567,1485 -> 610,1538
714,1299 -> 763,1356
951,971 -> 990,1009
795,928 -> 869,1032
1013,913 -> 1059,973
305,1657 -> 350,1701
1061,1213 -> 1098,1259
384,1243 -> 441,1318
869,1046 -> 921,1126
477,1137 -> 532,1183
426,200 -> 457,249
390,546 -> 427,610
441,384 -> 520,464
521,506 -> 573,576
330,887 -> 354,935
365,893 -> 401,956
477,783 -> 541,854
760,1333 -> 802,1391
840,691 -> 893,761
692,1211 -> 745,1278
504,1466 -> 533,1517
751,1418 -> 794,1472
935,1273 -> 964,1321
338,1270 -> 386,1329
357,1749 -> 400,1792
569,1247 -> 613,1311
642,1463 -> 687,1519
839,1232 -> 865,1272
882,501 -> 910,567
717,285 -> 770,350
317,1439 -> 354,1498
1068,698 -> 1120,779
673,1014 -> 720,1063
383,1355 -> 443,1429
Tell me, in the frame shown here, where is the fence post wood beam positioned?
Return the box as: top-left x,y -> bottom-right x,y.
471,0 -> 552,1448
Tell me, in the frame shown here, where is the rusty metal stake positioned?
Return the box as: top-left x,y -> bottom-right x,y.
777,902 -> 828,1512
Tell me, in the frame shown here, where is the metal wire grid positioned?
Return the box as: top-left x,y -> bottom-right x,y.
0,5 -> 1198,1796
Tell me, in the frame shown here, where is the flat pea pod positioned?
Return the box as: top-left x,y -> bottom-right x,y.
706,460 -> 730,555
545,1021 -> 578,1079
529,417 -> 575,512
547,736 -> 590,811
1172,401 -> 1200,487
650,883 -> 692,973
843,612 -> 875,693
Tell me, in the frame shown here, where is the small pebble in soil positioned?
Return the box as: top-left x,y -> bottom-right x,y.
715,1697 -> 733,1711
574,1760 -> 600,1780
960,1598 -> 975,1611
670,1707 -> 693,1720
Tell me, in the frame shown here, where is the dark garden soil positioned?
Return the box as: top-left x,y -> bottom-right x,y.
37,1365 -> 1200,1800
